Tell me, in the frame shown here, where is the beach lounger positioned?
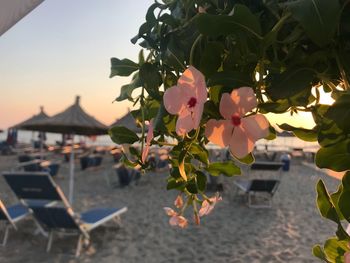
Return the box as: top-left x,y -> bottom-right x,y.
2,172 -> 128,257
0,200 -> 29,246
234,161 -> 284,208
250,161 -> 284,172
234,179 -> 280,208
0,199 -> 51,246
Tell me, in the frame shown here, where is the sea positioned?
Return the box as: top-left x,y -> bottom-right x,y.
0,130 -> 319,152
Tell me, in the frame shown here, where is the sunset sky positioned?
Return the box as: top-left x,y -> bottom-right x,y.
0,0 -> 319,131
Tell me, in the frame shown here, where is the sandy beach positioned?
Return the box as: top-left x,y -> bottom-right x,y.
0,153 -> 339,263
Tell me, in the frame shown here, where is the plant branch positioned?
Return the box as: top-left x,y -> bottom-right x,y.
190,34 -> 202,66
140,86 -> 146,155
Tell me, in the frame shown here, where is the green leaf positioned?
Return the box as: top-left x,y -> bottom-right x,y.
259,100 -> 290,114
203,101 -> 221,119
196,171 -> 207,192
116,73 -> 142,102
186,179 -> 198,194
323,238 -> 348,262
138,50 -> 145,65
316,180 -> 339,223
128,146 -> 140,158
189,143 -> 209,165
326,94 -> 350,133
195,4 -> 262,38
164,72 -> 177,88
208,71 -> 253,88
316,139 -> 350,172
287,0 -> 340,47
120,152 -> 139,168
278,124 -> 318,142
167,176 -> 186,190
236,153 -> 255,165
159,13 -> 179,28
312,245 -> 327,261
199,42 -> 224,76
331,184 -> 345,221
109,126 -> 139,144
265,126 -> 277,140
205,161 -> 241,176
139,63 -> 162,99
266,67 -> 315,100
110,58 -> 139,77
316,180 -> 348,240
318,122 -> 346,148
145,3 -> 161,24
339,172 -> 350,222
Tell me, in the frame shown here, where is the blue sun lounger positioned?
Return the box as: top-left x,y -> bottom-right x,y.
0,200 -> 29,246
2,172 -> 128,257
0,198 -> 53,246
234,161 -> 283,208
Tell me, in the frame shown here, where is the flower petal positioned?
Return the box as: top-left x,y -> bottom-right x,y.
141,145 -> 149,164
146,120 -> 154,144
163,207 -> 176,217
228,126 -> 255,158
141,120 -> 154,163
198,200 -> 211,217
163,85 -> 186,115
241,114 -> 269,142
174,195 -> 184,209
192,102 -> 204,128
177,216 -> 188,228
178,66 -> 207,102
169,216 -> 179,226
176,109 -> 195,136
219,93 -> 238,119
205,119 -> 233,147
231,87 -> 257,116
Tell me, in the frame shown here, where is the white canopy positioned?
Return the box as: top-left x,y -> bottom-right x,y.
0,0 -> 44,36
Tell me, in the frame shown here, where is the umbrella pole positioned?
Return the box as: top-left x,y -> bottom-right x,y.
68,134 -> 75,204
40,132 -> 43,160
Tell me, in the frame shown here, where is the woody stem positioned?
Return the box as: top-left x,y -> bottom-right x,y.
140,86 -> 145,155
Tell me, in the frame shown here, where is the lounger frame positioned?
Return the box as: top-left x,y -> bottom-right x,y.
2,171 -> 127,257
0,200 -> 17,246
234,161 -> 284,208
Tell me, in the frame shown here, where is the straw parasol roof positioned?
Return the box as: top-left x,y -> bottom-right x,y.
24,96 -> 108,135
12,106 -> 49,130
110,111 -> 146,133
22,96 -> 108,204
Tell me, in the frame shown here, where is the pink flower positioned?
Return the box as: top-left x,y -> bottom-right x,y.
164,207 -> 177,217
198,194 -> 222,217
163,66 -> 207,136
141,120 -> 154,163
205,87 -> 269,158
163,207 -> 188,228
174,195 -> 184,208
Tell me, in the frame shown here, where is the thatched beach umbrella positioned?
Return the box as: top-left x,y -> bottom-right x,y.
110,111 -> 145,134
12,106 -> 49,129
23,96 -> 108,203
11,106 -> 50,156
